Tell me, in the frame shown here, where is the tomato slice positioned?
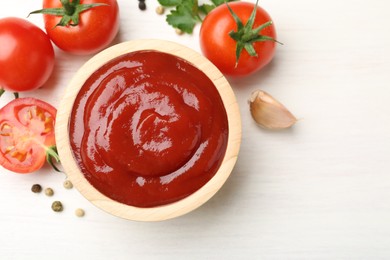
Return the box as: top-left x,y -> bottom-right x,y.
0,98 -> 57,173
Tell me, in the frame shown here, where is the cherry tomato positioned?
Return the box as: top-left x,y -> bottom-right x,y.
0,98 -> 57,173
199,2 -> 278,77
41,0 -> 119,55
0,17 -> 55,92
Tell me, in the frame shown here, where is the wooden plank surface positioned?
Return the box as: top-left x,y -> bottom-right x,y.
1,0 -> 390,259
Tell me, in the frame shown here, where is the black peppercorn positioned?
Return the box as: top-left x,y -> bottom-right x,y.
31,184 -> 42,193
138,0 -> 146,11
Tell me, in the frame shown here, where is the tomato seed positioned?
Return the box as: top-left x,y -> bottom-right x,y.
1,124 -> 11,136
27,110 -> 32,120
5,146 -> 14,152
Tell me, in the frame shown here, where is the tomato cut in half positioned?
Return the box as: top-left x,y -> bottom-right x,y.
0,98 -> 57,173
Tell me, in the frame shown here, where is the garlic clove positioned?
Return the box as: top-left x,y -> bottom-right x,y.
249,90 -> 297,130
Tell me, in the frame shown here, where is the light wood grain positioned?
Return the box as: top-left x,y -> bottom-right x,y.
2,0 -> 390,258
55,39 -> 242,221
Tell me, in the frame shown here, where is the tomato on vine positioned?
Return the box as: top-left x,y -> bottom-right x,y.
30,0 -> 120,55
199,0 -> 280,77
0,17 -> 55,94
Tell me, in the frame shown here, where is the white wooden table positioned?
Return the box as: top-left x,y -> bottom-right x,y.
1,0 -> 389,259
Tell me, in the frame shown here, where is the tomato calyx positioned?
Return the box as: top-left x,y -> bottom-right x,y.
226,0 -> 281,67
0,88 -> 19,100
46,145 -> 61,172
29,0 -> 108,27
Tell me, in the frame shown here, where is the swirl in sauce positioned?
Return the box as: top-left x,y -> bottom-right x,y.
69,50 -> 228,207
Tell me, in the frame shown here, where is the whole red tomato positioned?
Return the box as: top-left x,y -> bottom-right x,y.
0,17 -> 54,92
39,0 -> 119,55
200,1 -> 278,77
0,98 -> 58,173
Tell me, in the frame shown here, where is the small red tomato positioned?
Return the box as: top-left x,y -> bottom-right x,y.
200,1 -> 278,77
0,98 -> 58,173
36,0 -> 119,55
0,17 -> 55,92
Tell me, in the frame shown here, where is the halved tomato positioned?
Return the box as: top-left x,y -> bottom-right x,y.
0,98 -> 58,173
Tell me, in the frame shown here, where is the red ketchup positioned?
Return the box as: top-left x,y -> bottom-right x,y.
69,50 -> 228,207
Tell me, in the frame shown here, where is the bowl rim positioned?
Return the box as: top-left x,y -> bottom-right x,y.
55,39 -> 241,221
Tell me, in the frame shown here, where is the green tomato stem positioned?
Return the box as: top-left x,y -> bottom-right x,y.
0,88 -> 19,99
60,0 -> 75,15
226,0 -> 281,66
29,0 -> 108,27
46,146 -> 62,173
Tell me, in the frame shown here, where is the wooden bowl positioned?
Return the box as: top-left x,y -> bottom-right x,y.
55,39 -> 241,221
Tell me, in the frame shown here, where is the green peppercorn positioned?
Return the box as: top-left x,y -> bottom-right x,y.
51,201 -> 63,212
63,180 -> 73,189
45,188 -> 54,197
31,184 -> 42,193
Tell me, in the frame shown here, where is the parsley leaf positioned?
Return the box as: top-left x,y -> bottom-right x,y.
199,4 -> 215,15
158,0 -> 183,7
166,2 -> 200,33
211,0 -> 227,6
158,0 -> 235,34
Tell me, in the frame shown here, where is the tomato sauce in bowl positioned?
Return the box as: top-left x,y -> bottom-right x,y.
69,50 -> 228,207
56,40 -> 241,221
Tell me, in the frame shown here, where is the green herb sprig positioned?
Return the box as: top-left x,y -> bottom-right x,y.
158,0 -> 235,34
